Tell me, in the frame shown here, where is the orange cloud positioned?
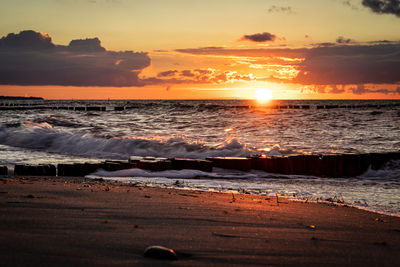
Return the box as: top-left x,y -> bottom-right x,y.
145,69 -> 255,85
176,43 -> 400,90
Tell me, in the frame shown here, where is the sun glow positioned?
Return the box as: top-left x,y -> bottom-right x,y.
254,88 -> 273,102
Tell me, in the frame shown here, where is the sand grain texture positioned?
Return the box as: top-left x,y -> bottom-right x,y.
0,176 -> 399,266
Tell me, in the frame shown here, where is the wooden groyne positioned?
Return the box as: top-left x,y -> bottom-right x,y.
14,164 -> 56,176
0,166 -> 7,175
1,152 -> 399,178
1,103 -> 399,111
0,105 -> 120,111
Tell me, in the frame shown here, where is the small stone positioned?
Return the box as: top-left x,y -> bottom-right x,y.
306,224 -> 316,230
143,245 -> 177,260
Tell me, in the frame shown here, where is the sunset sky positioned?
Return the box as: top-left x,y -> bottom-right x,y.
1,0 -> 400,99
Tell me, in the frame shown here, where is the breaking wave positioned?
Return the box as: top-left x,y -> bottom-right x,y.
0,122 -> 294,159
32,115 -> 83,128
360,160 -> 400,180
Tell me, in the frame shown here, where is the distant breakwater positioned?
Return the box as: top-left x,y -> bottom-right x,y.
1,102 -> 400,111
1,152 -> 399,178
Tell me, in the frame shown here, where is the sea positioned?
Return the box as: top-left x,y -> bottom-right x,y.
0,99 -> 399,216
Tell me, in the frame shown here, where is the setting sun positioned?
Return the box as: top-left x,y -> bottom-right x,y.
254,88 -> 273,102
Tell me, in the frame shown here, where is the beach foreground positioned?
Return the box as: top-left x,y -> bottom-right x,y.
1,176 -> 399,266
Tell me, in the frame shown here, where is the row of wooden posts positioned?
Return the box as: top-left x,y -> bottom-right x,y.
0,106 -> 126,111
0,152 -> 399,178
1,103 -> 400,111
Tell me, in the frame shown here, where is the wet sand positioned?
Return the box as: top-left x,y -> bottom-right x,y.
0,176 -> 399,266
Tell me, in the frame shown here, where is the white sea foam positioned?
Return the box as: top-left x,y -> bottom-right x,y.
88,166 -> 400,217
359,160 -> 400,180
91,167 -> 264,179
0,123 -> 273,160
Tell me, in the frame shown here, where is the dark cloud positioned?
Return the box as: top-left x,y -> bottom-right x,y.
0,30 -> 54,49
0,30 -> 150,86
181,70 -> 195,77
367,39 -> 395,44
349,84 -> 368,94
240,32 -> 277,42
362,0 -> 400,17
302,84 -> 398,95
312,42 -> 336,47
328,85 -> 346,94
336,36 -> 354,44
157,70 -> 178,77
67,37 -> 105,52
348,84 -> 398,94
267,5 -> 294,13
294,43 -> 400,85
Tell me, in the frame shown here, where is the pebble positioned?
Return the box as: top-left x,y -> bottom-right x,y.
143,245 -> 177,260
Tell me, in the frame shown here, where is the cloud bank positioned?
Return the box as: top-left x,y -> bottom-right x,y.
0,30 -> 150,86
294,43 -> 400,85
176,43 -> 400,87
362,0 -> 400,17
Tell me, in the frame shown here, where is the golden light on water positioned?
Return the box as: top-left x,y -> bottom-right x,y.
254,88 -> 273,102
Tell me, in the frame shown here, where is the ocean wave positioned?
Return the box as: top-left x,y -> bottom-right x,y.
32,115 -> 83,128
359,160 -> 400,180
90,168 -> 263,179
0,123 -> 266,159
125,101 -> 251,112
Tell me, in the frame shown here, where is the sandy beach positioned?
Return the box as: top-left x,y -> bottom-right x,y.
0,176 -> 399,266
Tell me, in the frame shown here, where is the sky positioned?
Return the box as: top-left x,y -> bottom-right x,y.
0,0 -> 400,100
